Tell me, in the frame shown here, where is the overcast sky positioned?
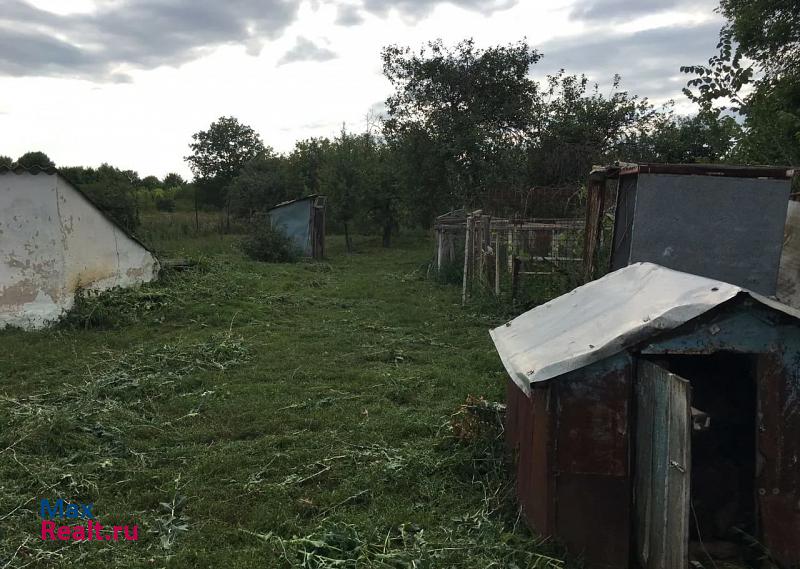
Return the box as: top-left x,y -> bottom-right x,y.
0,0 -> 723,178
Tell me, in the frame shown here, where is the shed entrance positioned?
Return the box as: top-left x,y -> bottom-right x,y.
635,354 -> 759,569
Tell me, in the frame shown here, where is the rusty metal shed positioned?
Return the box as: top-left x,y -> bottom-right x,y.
491,262 -> 800,569
582,163 -> 795,294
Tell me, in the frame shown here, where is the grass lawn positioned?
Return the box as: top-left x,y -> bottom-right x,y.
0,226 -> 565,568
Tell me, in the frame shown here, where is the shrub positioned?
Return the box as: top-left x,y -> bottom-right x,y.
239,221 -> 300,263
155,196 -> 176,212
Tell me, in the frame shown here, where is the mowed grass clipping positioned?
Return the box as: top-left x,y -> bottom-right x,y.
0,228 -> 566,568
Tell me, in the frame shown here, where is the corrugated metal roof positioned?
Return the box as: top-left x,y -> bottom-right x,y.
490,262 -> 800,394
0,164 -> 58,175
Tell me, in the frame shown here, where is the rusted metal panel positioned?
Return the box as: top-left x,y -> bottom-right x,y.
552,354 -> 632,568
506,378 -> 554,537
634,361 -> 690,569
555,355 -> 631,476
757,352 -> 800,567
555,474 -> 630,568
530,383 -> 554,535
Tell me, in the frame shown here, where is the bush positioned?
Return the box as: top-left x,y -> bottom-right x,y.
239,221 -> 300,263
155,196 -> 176,212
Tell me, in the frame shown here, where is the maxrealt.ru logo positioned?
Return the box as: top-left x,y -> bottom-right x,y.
39,499 -> 138,542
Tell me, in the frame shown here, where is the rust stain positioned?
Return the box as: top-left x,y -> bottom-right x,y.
64,263 -> 118,292
0,281 -> 40,305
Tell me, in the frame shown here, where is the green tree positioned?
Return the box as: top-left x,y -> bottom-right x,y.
16,151 -> 55,169
185,117 -> 265,226
140,175 -> 161,190
228,150 -> 288,219
163,172 -> 185,188
621,107 -> 741,163
322,127 -> 375,252
382,39 -> 542,209
285,138 -> 330,197
529,73 -> 655,187
61,164 -> 140,231
682,0 -> 800,165
0,155 -> 12,168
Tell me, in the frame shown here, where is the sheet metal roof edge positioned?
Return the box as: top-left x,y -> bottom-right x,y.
268,194 -> 323,211
0,165 -> 156,255
592,162 -> 795,180
489,263 -> 800,396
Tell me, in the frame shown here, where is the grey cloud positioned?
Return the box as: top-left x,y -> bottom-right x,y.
278,37 -> 338,65
0,0 -> 299,80
0,0 -> 521,80
361,0 -> 517,19
536,22 -> 722,101
336,4 -> 365,25
568,0 -> 718,22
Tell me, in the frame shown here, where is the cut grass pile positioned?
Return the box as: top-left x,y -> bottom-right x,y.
0,229 -> 566,568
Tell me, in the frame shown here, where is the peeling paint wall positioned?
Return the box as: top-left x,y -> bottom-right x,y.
0,172 -> 158,329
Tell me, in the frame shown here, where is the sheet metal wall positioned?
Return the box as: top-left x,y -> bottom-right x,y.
613,173 -> 790,295
507,352 -> 633,569
269,199 -> 314,256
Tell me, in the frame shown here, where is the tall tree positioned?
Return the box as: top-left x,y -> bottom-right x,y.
529,72 -> 654,186
16,151 -> 55,170
140,175 -> 161,190
185,116 -> 265,226
323,127 -> 372,252
286,137 -> 330,197
163,172 -> 185,188
0,155 -> 12,168
382,39 -> 542,209
228,150 -> 287,219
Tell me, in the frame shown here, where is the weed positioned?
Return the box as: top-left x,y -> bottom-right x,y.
240,220 -> 301,263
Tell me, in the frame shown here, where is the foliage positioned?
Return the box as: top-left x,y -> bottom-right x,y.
681,0 -> 800,165
16,150 -> 55,169
286,137 -> 331,196
185,116 -> 266,210
61,163 -> 141,231
229,151 -> 291,218
530,72 -> 655,185
155,195 -> 177,212
239,218 -> 301,263
719,0 -> 799,82
321,128 -> 368,251
621,106 -> 742,163
0,154 -> 13,167
163,172 -> 186,188
383,39 -> 541,210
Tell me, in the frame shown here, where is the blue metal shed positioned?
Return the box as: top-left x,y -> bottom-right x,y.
267,195 -> 326,259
